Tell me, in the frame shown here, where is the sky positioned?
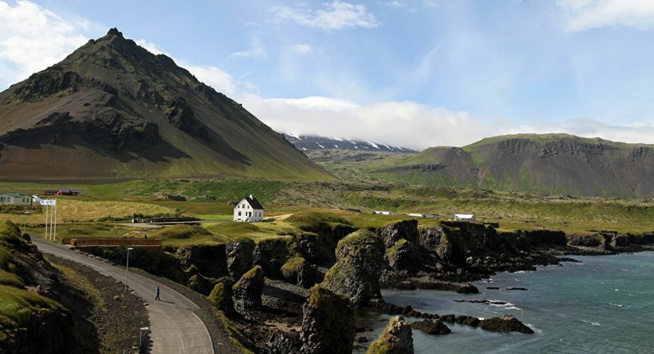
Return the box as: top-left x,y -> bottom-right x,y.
2,0 -> 654,150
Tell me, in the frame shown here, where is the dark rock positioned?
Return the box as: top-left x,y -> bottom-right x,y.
440,314 -> 456,323
367,315 -> 414,354
186,273 -> 214,295
479,315 -> 534,334
254,237 -> 292,280
300,285 -> 355,354
386,239 -> 422,273
227,238 -> 255,281
456,284 -> 479,294
378,220 -> 420,248
208,277 -> 234,313
411,319 -> 451,335
296,233 -> 337,267
177,244 -> 228,278
232,265 -> 265,312
281,256 -> 318,289
322,230 -> 385,307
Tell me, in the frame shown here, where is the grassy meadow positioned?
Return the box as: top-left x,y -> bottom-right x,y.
1,177 -> 654,250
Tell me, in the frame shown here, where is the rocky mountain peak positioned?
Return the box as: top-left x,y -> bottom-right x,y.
0,29 -> 331,180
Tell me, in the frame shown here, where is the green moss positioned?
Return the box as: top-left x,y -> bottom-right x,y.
232,265 -> 263,289
207,278 -> 233,312
386,239 -> 408,259
281,256 -> 306,274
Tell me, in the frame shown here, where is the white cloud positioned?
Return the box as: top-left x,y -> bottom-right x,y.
271,1 -> 379,31
558,0 -> 654,31
0,0 -> 89,88
240,94 -> 494,150
384,1 -> 407,8
229,35 -> 268,59
291,43 -> 313,55
184,64 -> 237,96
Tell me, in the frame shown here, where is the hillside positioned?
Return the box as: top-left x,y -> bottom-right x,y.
0,29 -> 331,181
370,133 -> 654,197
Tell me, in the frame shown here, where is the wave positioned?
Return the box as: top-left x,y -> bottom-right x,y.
580,319 -> 601,326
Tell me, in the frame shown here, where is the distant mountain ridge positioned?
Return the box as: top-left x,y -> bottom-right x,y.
0,28 -> 331,181
370,133 -> 654,197
284,134 -> 417,153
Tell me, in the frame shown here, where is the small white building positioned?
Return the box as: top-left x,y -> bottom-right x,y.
0,193 -> 33,206
455,214 -> 475,221
233,195 -> 264,222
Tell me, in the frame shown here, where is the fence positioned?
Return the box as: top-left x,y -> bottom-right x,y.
69,238 -> 162,248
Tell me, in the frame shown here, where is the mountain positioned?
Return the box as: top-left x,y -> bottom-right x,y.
0,29 -> 331,181
284,134 -> 417,153
370,133 -> 654,197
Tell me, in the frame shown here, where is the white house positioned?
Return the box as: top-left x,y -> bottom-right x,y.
454,214 -> 475,221
233,195 -> 264,222
0,193 -> 33,206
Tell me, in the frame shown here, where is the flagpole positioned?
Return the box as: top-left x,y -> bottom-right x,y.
53,201 -> 57,241
45,203 -> 49,240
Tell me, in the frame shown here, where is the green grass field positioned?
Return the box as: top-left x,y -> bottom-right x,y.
1,179 -> 654,248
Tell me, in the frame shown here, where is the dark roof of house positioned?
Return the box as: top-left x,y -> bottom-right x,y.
238,195 -> 264,210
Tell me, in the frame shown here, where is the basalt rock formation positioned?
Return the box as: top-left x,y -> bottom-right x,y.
227,238 -> 255,282
367,315 -> 414,354
300,284 -> 355,354
321,230 -> 385,307
232,265 -> 265,312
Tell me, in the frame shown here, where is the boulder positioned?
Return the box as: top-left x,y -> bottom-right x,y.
300,284 -> 355,354
367,315 -> 414,354
226,238 -> 255,281
478,315 -> 534,334
281,256 -> 318,288
411,319 -> 451,335
232,265 -> 265,312
322,230 -> 385,307
186,273 -> 214,295
207,277 -> 234,313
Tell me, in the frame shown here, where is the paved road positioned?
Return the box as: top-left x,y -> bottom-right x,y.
32,237 -> 215,354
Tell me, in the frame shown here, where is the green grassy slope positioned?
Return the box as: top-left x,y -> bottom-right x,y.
368,134 -> 654,197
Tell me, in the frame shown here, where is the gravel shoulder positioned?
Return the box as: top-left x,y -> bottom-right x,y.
47,255 -> 150,353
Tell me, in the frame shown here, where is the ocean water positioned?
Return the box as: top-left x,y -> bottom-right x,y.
367,252 -> 654,353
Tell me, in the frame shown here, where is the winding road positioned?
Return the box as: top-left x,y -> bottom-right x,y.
32,237 -> 215,354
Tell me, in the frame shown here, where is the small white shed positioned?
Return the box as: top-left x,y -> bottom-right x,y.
454,214 -> 475,221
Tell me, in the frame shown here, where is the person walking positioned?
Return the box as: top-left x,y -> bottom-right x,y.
155,285 -> 161,301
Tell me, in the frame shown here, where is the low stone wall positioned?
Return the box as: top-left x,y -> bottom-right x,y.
70,238 -> 162,248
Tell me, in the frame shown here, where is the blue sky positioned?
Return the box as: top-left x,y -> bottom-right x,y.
2,0 -> 654,150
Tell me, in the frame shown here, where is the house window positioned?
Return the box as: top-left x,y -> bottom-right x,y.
238,211 -> 241,216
